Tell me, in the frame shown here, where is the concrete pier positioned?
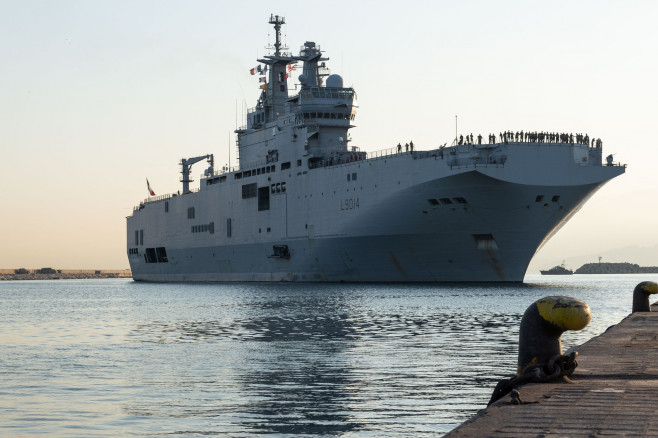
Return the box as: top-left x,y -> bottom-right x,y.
446,304 -> 658,437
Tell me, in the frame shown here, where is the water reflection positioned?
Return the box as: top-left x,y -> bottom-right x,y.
129,285 -> 365,434
126,284 -> 531,435
2,276 -> 653,436
236,321 -> 360,435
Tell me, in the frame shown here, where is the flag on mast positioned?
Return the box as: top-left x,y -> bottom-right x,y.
146,178 -> 155,197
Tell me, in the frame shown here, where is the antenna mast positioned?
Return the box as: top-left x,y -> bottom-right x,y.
269,14 -> 285,56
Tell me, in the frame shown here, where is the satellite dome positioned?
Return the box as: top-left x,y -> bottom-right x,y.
326,74 -> 343,88
298,73 -> 307,85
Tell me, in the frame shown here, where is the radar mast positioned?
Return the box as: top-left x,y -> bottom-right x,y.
269,14 -> 284,56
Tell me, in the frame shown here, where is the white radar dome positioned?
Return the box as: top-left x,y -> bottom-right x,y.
326,74 -> 343,88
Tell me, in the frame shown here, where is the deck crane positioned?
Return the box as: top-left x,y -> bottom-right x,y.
180,154 -> 214,193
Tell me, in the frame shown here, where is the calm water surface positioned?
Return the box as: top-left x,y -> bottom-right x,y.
2,274 -> 656,437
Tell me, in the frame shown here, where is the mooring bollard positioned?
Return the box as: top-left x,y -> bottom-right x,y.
632,281 -> 658,313
517,295 -> 591,375
488,296 -> 591,405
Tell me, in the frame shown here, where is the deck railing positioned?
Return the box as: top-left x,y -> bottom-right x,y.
133,141 -> 623,211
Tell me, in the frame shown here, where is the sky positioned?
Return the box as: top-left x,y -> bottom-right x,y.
1,0 -> 656,271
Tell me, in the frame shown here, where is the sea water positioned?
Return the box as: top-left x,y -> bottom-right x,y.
1,274 -> 656,437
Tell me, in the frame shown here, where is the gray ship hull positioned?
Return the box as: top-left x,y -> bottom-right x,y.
128,163 -> 619,282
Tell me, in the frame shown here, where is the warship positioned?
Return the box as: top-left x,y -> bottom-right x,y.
126,15 -> 625,282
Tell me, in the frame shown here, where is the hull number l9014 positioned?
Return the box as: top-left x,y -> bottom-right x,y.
341,198 -> 360,210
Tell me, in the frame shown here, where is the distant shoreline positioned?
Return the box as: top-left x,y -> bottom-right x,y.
574,262 -> 658,274
539,262 -> 658,275
0,269 -> 132,281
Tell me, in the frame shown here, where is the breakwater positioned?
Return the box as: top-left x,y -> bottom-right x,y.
0,269 -> 132,281
575,262 -> 658,274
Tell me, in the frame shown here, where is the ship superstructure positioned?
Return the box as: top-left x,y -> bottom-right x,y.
126,15 -> 625,282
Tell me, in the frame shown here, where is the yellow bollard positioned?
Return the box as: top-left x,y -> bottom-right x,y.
517,296 -> 591,376
489,296 -> 591,405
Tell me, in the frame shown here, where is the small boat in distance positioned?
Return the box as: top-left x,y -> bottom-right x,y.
540,263 -> 574,275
